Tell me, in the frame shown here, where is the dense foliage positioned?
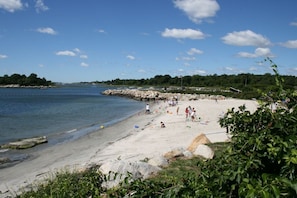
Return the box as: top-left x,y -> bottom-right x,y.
17,167 -> 104,197
102,72 -> 297,91
0,73 -> 53,86
17,59 -> 297,197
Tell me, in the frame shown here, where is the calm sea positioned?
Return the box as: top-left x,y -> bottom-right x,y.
0,85 -> 144,167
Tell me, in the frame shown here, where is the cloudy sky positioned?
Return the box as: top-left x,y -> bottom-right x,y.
0,0 -> 297,83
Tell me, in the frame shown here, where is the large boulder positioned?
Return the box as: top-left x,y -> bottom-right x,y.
99,160 -> 161,189
187,133 -> 211,152
163,147 -> 186,160
148,155 -> 169,167
193,144 -> 214,159
0,157 -> 10,164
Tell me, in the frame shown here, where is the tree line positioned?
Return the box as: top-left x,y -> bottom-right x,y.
100,73 -> 297,99
0,73 -> 54,86
103,73 -> 297,89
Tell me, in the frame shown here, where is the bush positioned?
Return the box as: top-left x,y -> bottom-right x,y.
218,58 -> 297,197
18,166 -> 105,198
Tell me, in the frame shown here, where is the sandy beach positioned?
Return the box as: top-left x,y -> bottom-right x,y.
0,97 -> 258,197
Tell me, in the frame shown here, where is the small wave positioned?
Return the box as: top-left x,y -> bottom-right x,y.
66,128 -> 77,133
0,149 -> 9,153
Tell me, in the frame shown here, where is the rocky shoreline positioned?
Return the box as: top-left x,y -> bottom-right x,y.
102,88 -> 226,101
1,136 -> 48,150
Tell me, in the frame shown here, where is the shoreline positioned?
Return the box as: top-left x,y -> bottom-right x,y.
0,105 -> 144,169
0,97 -> 258,197
0,103 -> 157,196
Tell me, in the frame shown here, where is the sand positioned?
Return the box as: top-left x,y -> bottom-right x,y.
0,98 -> 258,197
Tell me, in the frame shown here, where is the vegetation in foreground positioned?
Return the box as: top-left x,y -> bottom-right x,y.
17,59 -> 297,197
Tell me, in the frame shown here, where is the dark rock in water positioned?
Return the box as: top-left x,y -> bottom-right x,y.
0,157 -> 10,164
1,136 -> 48,149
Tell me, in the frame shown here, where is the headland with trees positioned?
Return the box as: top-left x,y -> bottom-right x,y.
99,72 -> 297,100
0,73 -> 54,87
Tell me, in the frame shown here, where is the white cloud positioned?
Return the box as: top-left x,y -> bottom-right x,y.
174,0 -> 220,24
81,62 -> 89,67
126,55 -> 135,60
97,29 -> 106,34
138,69 -> 146,73
224,66 -> 238,73
225,67 -> 233,71
0,0 -> 23,12
249,67 -> 257,71
222,30 -> 271,47
238,47 -> 273,58
55,48 -> 89,60
80,55 -> 88,59
179,56 -> 196,61
290,21 -> 297,26
0,54 -> 8,59
55,50 -> 76,56
73,48 -> 81,53
194,69 -> 206,74
37,27 -> 57,35
187,48 -> 203,55
162,28 -> 206,39
280,40 -> 297,48
35,0 -> 48,13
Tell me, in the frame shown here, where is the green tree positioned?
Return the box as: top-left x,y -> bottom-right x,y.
0,73 -> 53,86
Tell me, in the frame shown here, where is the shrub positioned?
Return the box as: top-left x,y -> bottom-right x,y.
218,58 -> 297,197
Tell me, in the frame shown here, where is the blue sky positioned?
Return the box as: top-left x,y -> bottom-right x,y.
0,0 -> 297,83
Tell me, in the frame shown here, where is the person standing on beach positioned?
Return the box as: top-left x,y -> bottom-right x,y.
185,107 -> 189,119
188,106 -> 192,120
191,108 -> 196,121
146,103 -> 150,114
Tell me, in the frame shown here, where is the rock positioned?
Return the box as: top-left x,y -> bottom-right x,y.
148,155 -> 169,167
99,160 -> 161,189
187,133 -> 211,153
183,150 -> 194,158
1,136 -> 48,149
163,147 -> 186,160
102,89 -> 225,101
193,144 -> 214,159
0,157 -> 10,164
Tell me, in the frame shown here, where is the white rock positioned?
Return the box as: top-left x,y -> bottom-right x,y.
148,155 -> 169,167
183,150 -> 193,158
193,144 -> 214,159
163,147 -> 186,159
99,160 -> 161,188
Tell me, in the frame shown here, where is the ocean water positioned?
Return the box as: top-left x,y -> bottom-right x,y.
0,85 -> 144,167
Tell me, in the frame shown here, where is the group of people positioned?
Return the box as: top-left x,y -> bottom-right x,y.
185,106 -> 197,121
145,102 -> 198,129
167,96 -> 178,106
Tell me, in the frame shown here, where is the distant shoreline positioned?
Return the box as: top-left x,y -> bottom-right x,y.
0,84 -> 55,88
